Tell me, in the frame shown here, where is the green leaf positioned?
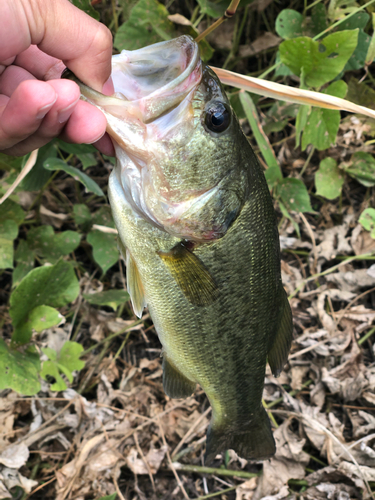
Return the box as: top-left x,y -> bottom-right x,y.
279,30 -> 358,88
71,0 -> 100,19
10,260 -> 79,345
83,290 -> 130,311
13,240 -> 35,287
28,305 -> 64,332
96,495 -> 117,500
44,158 -> 104,197
87,230 -> 119,274
92,206 -> 115,228
315,158 -> 345,199
344,152 -> 375,187
27,226 -> 81,264
0,199 -> 25,225
278,178 -> 313,213
0,219 -> 18,269
0,339 -> 41,395
57,140 -> 96,155
295,105 -> 310,148
275,9 -> 304,39
310,4 -> 327,37
21,143 -> 57,191
239,92 -> 281,175
114,0 -> 175,51
301,80 -> 347,151
359,208 -> 375,238
77,153 -> 97,170
41,341 -> 85,392
73,204 -> 92,226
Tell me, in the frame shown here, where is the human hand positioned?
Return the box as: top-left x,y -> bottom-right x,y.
0,0 -> 115,157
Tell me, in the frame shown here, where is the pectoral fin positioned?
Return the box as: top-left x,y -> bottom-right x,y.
157,242 -> 219,306
268,287 -> 293,377
163,356 -> 196,399
125,247 -> 147,318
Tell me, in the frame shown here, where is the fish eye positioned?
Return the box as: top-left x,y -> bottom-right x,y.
204,101 -> 231,133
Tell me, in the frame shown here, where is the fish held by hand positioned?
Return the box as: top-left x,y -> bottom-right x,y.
63,35 -> 293,463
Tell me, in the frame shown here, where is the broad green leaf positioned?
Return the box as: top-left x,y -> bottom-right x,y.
13,240 -> 34,287
73,204 -> 92,226
359,208 -> 375,238
57,140 -> 96,155
0,153 -> 24,173
343,30 -> 371,71
83,290 -> 130,311
96,495 -> 117,500
197,0 -> 254,18
87,230 -> 119,274
344,152 -> 375,187
328,0 -> 360,22
41,341 -> 85,392
92,206 -> 115,228
346,76 -> 375,110
77,153 -> 97,170
27,226 -> 81,264
279,30 -> 358,88
275,9 -> 303,39
265,167 -> 283,190
114,0 -> 175,51
21,143 -> 57,191
28,305 -> 64,332
0,199 -> 25,224
310,4 -> 327,37
44,158 -> 104,197
315,158 -> 345,199
0,339 -> 41,395
278,178 -> 313,213
10,260 -> 79,345
301,80 -> 347,151
336,11 -> 369,31
295,104 -> 310,148
71,0 -> 100,19
0,219 -> 18,269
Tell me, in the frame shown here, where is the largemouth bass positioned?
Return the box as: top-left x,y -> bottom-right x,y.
64,35 -> 293,463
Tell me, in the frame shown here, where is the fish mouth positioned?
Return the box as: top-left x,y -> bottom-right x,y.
76,35 -> 201,124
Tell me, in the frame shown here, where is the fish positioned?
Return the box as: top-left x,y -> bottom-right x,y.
63,35 -> 293,463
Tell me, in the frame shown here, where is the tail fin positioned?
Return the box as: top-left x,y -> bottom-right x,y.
204,407 -> 275,464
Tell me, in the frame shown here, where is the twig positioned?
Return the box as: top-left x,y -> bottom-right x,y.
134,432 -> 156,491
172,463 -> 259,480
197,486 -> 237,499
0,149 -> 38,205
195,0 -> 241,43
158,418 -> 190,500
172,407 -> 211,459
299,212 -> 317,275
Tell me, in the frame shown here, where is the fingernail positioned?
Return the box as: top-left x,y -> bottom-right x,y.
36,98 -> 57,120
86,130 -> 106,144
57,98 -> 80,123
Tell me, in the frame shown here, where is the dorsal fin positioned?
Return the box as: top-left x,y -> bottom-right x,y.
157,242 -> 219,307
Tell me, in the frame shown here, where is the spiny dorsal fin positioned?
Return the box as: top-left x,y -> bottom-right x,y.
157,242 -> 219,307
126,249 -> 147,318
268,287 -> 293,377
162,355 -> 196,399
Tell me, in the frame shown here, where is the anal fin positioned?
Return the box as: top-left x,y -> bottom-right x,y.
158,242 -> 219,307
163,356 -> 196,399
125,248 -> 147,318
268,286 -> 293,377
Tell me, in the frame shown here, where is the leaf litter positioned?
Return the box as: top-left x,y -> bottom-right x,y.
1,2 -> 375,500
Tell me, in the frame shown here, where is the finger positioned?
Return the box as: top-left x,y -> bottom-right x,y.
0,65 -> 37,96
24,0 -> 112,91
0,79 -> 57,150
14,45 -> 65,81
60,100 -> 107,145
93,133 -> 115,157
